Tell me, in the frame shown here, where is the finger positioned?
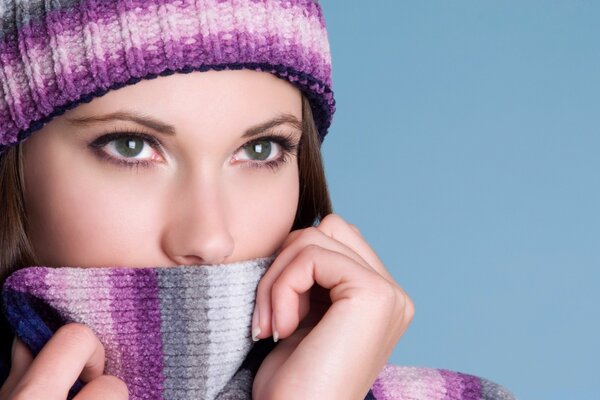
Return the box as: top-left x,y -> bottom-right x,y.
254,227 -> 371,339
10,323 -> 105,399
348,223 -> 361,234
283,214 -> 392,282
316,214 -> 414,331
266,237 -> 414,400
271,246 -> 381,339
254,288 -> 310,342
280,226 -> 371,271
0,338 -> 34,397
271,247 -> 410,370
73,375 -> 128,400
316,213 -> 395,282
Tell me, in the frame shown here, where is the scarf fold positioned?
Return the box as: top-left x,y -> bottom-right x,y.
1,256 -> 516,400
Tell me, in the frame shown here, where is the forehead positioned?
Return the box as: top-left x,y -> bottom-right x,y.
63,69 -> 303,129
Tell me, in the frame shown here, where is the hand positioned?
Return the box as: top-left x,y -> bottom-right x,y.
251,214 -> 415,400
0,323 -> 128,400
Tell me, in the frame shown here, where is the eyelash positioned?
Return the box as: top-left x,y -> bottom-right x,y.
87,128 -> 299,172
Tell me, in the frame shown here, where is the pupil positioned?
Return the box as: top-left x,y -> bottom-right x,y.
246,140 -> 271,161
116,137 -> 144,157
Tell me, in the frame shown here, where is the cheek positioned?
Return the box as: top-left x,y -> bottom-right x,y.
227,165 -> 300,258
23,139 -> 164,267
23,129 -> 301,266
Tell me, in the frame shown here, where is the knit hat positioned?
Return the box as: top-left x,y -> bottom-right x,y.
0,0 -> 335,153
2,256 -> 274,399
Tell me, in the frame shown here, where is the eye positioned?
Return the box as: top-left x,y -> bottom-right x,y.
89,131 -> 164,167
237,139 -> 280,162
109,136 -> 151,159
231,134 -> 299,171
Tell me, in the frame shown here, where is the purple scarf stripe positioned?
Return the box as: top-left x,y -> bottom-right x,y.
2,262 -> 516,399
107,269 -> 165,399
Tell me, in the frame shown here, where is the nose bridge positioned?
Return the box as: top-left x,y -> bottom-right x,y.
162,167 -> 234,265
186,171 -> 225,223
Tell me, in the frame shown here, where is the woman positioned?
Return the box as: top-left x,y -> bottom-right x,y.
0,1 -> 513,399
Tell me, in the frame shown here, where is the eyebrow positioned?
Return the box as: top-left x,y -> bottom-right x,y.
66,111 -> 303,138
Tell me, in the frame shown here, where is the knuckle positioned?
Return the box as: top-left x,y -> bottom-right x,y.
320,213 -> 362,237
271,280 -> 288,298
382,282 -> 416,325
323,212 -> 343,224
319,213 -> 344,230
403,294 -> 416,323
296,243 -> 324,264
302,243 -> 322,257
374,279 -> 398,301
364,278 -> 403,309
348,223 -> 361,235
297,226 -> 320,243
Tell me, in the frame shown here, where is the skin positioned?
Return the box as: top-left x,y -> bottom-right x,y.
0,69 -> 414,400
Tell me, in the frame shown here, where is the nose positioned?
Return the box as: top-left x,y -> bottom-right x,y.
161,174 -> 235,265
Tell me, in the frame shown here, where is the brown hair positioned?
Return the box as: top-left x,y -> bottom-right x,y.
0,92 -> 332,284
293,94 -> 333,229
0,145 -> 37,284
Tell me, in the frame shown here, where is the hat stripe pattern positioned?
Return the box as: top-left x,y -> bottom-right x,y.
0,0 -> 335,152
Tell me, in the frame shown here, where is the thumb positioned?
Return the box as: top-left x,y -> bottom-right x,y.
0,337 -> 34,396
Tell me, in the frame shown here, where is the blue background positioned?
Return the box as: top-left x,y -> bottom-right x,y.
319,2 -> 599,399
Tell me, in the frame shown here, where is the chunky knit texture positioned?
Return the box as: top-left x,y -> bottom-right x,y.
367,365 -> 516,400
0,0 -> 335,152
2,257 -> 274,399
1,259 -> 516,400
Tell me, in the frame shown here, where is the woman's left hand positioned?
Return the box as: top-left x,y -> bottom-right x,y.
252,213 -> 415,400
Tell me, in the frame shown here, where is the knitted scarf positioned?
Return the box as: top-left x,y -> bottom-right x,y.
2,257 -> 272,399
1,258 -> 516,400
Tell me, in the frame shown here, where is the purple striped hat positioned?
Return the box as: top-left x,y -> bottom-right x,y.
0,0 -> 335,153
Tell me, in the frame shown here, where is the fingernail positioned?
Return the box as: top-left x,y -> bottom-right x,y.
252,326 -> 262,342
252,306 -> 261,341
272,314 -> 279,343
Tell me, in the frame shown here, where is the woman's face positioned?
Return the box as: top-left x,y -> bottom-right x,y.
22,70 -> 301,267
